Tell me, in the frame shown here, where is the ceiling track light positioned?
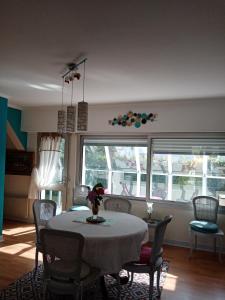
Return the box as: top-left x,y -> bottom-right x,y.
57,58 -> 88,134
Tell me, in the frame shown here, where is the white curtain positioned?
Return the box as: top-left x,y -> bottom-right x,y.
28,136 -> 63,199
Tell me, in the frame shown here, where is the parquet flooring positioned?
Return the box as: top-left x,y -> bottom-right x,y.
0,221 -> 225,299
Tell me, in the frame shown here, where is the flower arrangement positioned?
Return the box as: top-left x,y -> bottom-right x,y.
87,183 -> 105,213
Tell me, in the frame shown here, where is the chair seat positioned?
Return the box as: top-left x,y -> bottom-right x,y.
139,245 -> 152,264
190,220 -> 218,233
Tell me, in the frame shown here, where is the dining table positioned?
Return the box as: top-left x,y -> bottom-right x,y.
47,210 -> 148,275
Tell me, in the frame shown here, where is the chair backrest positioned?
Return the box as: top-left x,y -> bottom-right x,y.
73,185 -> 90,206
193,196 -> 219,223
150,215 -> 172,264
33,199 -> 57,242
40,228 -> 84,281
104,198 -> 131,213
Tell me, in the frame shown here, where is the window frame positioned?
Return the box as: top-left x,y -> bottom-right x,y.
77,133 -> 225,208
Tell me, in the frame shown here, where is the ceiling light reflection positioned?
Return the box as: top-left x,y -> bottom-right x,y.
28,84 -> 51,91
44,83 -> 61,90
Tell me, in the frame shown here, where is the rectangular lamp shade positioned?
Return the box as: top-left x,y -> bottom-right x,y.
66,106 -> 75,133
77,101 -> 88,131
57,110 -> 66,133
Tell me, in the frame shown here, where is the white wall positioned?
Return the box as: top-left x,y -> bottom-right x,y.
22,97 -> 225,133
87,98 -> 225,133
22,106 -> 59,132
22,97 -> 225,250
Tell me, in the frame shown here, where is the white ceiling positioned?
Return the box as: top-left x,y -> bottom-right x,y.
0,0 -> 225,107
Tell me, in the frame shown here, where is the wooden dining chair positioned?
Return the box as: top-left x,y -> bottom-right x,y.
122,215 -> 172,300
40,228 -> 101,300
32,199 -> 57,274
104,198 -> 132,213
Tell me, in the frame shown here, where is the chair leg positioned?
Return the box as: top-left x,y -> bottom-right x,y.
126,270 -> 130,281
128,272 -> 134,286
115,274 -> 121,299
214,237 -> 217,253
79,285 -> 83,300
156,267 -> 161,298
194,234 -> 197,250
149,271 -> 154,300
189,230 -> 194,258
34,248 -> 39,277
100,276 -> 108,299
218,237 -> 223,263
42,282 -> 47,300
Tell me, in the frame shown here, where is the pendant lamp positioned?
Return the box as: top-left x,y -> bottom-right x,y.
66,78 -> 75,133
77,60 -> 88,131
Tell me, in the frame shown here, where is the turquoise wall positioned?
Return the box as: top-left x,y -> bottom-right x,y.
7,107 -> 27,149
0,97 -> 8,237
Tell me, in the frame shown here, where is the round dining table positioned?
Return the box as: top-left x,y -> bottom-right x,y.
47,210 -> 148,275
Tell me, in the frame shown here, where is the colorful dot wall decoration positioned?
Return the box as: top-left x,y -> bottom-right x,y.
108,112 -> 158,128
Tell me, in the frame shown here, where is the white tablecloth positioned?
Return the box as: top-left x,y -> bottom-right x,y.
47,210 -> 148,274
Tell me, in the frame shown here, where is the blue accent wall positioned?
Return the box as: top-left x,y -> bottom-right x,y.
7,107 -> 27,149
0,97 -> 8,237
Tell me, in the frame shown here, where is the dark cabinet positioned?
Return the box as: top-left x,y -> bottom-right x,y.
5,150 -> 35,175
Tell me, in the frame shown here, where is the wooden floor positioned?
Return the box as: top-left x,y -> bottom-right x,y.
0,221 -> 225,300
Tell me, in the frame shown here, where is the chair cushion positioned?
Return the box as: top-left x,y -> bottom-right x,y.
139,245 -> 152,264
190,220 -> 218,233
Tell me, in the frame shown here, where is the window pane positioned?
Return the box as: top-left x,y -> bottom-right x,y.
109,146 -> 136,171
85,146 -> 107,170
207,178 -> 225,197
85,170 -> 108,189
151,139 -> 225,202
152,175 -> 168,200
172,155 -> 203,175
111,172 -> 137,196
82,142 -> 147,197
40,190 -> 62,214
140,173 -> 147,197
139,148 -> 147,172
152,154 -> 168,174
208,155 -> 225,177
172,176 -> 202,202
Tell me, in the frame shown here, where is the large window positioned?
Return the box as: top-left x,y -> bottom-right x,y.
151,139 -> 225,202
81,137 -> 225,203
38,134 -> 66,212
82,139 -> 147,197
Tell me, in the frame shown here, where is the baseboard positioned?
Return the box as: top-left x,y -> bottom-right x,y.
4,216 -> 33,224
164,238 -> 225,253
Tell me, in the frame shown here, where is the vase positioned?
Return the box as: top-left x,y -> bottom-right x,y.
92,204 -> 99,219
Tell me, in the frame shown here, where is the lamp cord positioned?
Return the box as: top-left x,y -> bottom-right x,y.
83,60 -> 86,103
71,78 -> 74,106
61,78 -> 64,110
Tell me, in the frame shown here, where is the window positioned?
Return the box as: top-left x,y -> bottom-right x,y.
38,134 -> 66,212
151,139 -> 225,202
82,138 -> 147,197
80,136 -> 225,203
